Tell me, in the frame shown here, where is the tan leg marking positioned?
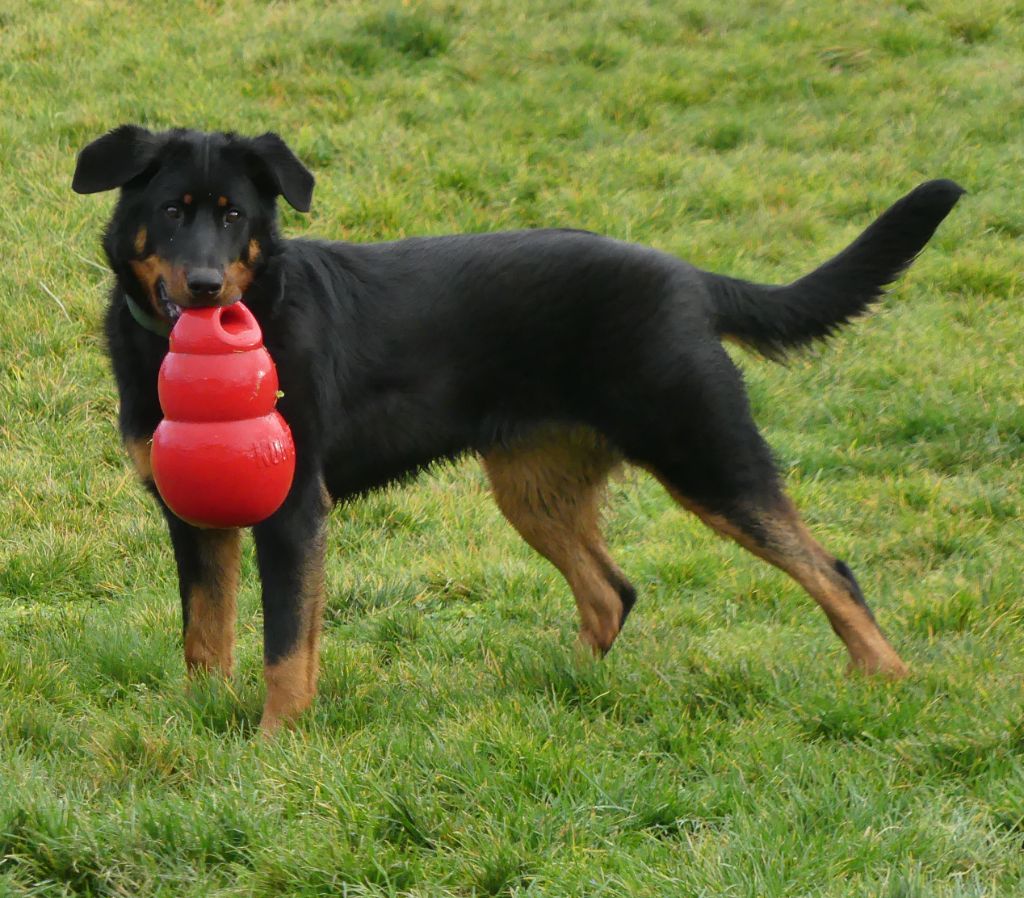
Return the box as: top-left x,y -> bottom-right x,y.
260,508 -> 328,735
482,428 -> 628,654
657,478 -> 908,678
184,528 -> 242,677
125,436 -> 153,483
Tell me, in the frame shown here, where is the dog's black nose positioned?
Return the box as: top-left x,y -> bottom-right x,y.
187,269 -> 224,299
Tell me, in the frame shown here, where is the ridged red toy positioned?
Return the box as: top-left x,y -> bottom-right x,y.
151,302 -> 296,528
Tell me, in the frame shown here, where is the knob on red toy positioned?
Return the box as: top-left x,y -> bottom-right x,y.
151,302 -> 296,528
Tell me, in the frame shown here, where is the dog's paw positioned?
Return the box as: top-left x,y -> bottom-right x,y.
846,655 -> 910,680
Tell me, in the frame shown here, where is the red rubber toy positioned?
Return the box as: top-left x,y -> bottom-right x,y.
151,302 -> 296,529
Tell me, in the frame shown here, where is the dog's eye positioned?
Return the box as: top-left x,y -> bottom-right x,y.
224,208 -> 242,226
165,205 -> 182,220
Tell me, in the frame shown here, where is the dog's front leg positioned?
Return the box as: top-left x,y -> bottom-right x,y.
129,436 -> 242,676
165,520 -> 242,677
252,471 -> 330,735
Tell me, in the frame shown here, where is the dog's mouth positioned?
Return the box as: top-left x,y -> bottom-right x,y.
157,280 -> 183,322
156,278 -> 241,319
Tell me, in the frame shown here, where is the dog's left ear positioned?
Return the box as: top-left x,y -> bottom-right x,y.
72,125 -> 160,194
245,133 -> 315,212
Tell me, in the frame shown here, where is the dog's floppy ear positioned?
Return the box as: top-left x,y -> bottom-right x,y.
245,132 -> 315,212
72,125 -> 160,194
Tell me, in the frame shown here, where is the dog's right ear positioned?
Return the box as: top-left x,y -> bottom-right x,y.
72,125 -> 160,194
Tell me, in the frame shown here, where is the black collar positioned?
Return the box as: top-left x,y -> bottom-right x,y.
123,292 -> 172,338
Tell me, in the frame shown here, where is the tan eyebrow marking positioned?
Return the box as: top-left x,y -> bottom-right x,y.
183,194 -> 193,205
218,196 -> 229,207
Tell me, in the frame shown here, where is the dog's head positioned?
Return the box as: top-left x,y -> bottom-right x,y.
73,126 -> 314,322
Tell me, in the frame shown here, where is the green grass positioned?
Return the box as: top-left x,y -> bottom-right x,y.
2,0 -> 1024,894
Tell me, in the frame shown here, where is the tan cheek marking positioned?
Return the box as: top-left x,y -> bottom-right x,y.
133,227 -> 147,256
223,259 -> 254,300
129,256 -> 187,316
248,239 -> 261,262
129,256 -> 165,312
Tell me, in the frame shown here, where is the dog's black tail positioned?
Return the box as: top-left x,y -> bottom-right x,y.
706,179 -> 964,360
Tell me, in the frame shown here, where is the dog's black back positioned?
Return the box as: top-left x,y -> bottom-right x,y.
74,126 -> 962,731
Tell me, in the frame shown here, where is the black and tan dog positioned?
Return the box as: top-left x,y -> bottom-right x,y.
73,125 -> 962,733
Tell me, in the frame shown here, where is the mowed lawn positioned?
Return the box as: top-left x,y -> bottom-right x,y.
2,0 -> 1024,895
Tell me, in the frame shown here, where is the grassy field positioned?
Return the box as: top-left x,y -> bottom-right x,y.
2,0 -> 1024,894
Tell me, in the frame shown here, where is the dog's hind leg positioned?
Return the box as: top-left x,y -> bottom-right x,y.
481,429 -> 635,655
618,348 -> 907,676
658,481 -> 907,676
